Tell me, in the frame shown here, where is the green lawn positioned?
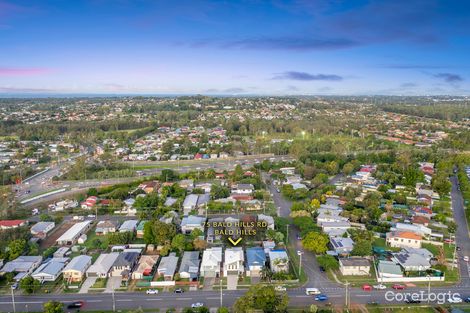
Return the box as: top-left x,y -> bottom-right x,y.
373,237 -> 386,248
422,243 -> 456,259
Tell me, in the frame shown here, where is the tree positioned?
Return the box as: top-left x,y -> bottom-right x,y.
8,239 -> 27,260
309,304 -> 318,313
316,255 -> 339,271
351,240 -> 372,256
302,232 -> 328,254
43,301 -> 64,313
432,174 -> 452,196
312,173 -> 328,186
143,220 -> 177,245
342,163 -> 355,175
309,198 -> 320,212
233,284 -> 288,313
193,238 -> 208,250
87,187 -> 98,196
266,229 -> 284,243
217,307 -> 230,313
171,234 -> 186,253
211,184 -> 230,199
20,276 -> 40,294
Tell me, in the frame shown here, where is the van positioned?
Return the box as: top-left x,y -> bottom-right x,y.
305,288 -> 321,295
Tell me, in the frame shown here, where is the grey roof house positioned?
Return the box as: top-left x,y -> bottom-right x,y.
157,252 -> 179,280
178,251 -> 200,281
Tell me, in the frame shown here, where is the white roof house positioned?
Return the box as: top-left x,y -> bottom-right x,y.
392,251 -> 431,272
86,253 -> 119,278
119,220 -> 138,232
183,194 -> 199,214
223,247 -> 245,276
181,215 -> 206,234
56,220 -> 92,245
258,214 -> 275,230
201,247 -> 223,277
268,250 -> 289,273
30,221 -> 55,237
0,256 -> 43,281
32,258 -> 68,282
157,252 -> 178,280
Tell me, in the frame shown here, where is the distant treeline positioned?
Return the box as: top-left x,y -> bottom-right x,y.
380,103 -> 470,121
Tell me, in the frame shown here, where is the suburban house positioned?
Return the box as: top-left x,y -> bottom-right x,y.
377,260 -> 404,279
31,258 -> 68,282
157,252 -> 179,280
246,247 -> 266,277
81,196 -> 98,210
86,253 -> 119,278
268,250 -> 289,273
0,256 -> 43,281
393,222 -> 432,237
53,247 -> 70,258
119,220 -> 138,233
196,193 -> 211,208
320,221 -> 351,237
392,251 -> 431,271
62,255 -> 92,283
330,237 -> 355,256
183,194 -> 199,214
231,183 -> 254,195
257,214 -> 275,230
178,251 -> 200,281
386,231 -> 423,249
56,220 -> 92,246
111,252 -> 140,279
138,181 -> 159,194
136,220 -> 147,238
0,220 -> 28,230
132,255 -> 159,280
95,220 -> 119,235
223,247 -> 245,276
30,221 -> 55,239
181,215 -> 206,234
200,247 -> 223,277
339,258 -> 371,276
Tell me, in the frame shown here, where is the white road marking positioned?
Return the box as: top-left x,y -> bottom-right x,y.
178,297 -> 193,300
87,300 -> 103,303
145,299 -> 163,301
117,299 -> 133,302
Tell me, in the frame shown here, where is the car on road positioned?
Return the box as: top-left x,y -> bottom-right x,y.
392,284 -> 405,290
191,303 -> 204,308
305,288 -> 321,295
146,289 -> 158,294
457,246 -> 461,251
319,266 -> 325,272
373,284 -> 386,290
67,301 -> 84,309
276,188 -> 280,193
367,301 -> 378,305
315,294 -> 329,301
174,288 -> 184,293
11,282 -> 18,290
464,297 -> 470,303
275,285 -> 287,291
448,296 -> 463,303
362,284 -> 372,291
464,256 -> 469,262
297,234 -> 302,240
404,298 -> 421,304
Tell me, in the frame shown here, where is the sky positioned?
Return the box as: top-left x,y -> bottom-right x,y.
1,0 -> 470,95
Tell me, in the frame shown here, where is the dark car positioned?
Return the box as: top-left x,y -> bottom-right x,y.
315,294 -> 328,301
174,288 -> 184,293
465,297 -> 470,303
67,301 -> 84,309
319,266 -> 326,272
405,299 -> 421,304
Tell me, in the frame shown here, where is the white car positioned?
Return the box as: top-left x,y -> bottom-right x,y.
191,303 -> 204,308
146,289 -> 158,295
275,285 -> 287,291
373,284 -> 387,290
448,296 -> 463,303
464,256 -> 469,262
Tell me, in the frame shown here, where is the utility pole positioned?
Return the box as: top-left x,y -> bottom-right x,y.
427,275 -> 431,303
220,276 -> 223,307
286,224 -> 289,244
344,281 -> 350,310
11,287 -> 16,313
297,251 -> 303,277
112,288 -> 116,312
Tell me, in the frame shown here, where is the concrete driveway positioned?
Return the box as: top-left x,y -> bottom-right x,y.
203,277 -> 215,291
79,276 -> 97,294
227,275 -> 238,290
105,276 -> 122,293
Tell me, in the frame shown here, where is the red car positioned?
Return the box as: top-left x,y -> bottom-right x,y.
362,284 -> 372,291
392,284 -> 405,290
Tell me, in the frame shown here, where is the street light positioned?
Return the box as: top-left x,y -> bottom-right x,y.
297,250 -> 304,277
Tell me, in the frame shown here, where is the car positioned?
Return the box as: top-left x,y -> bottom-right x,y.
367,301 -> 378,305
362,284 -> 372,291
297,234 -> 302,240
276,188 -> 280,193
11,282 -> 18,290
373,284 -> 386,290
404,299 -> 421,304
305,288 -> 321,295
457,246 -> 462,251
448,296 -> 463,303
174,288 -> 184,293
319,266 -> 325,272
464,256 -> 469,262
275,285 -> 287,291
464,297 -> 470,303
67,301 -> 84,309
392,284 -> 405,290
444,238 -> 454,244
146,289 -> 158,294
191,303 -> 204,308
315,294 -> 329,301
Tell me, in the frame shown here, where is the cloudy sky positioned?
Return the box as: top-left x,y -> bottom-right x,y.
1,0 -> 470,95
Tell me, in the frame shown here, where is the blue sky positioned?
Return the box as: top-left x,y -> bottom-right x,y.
1,0 -> 470,95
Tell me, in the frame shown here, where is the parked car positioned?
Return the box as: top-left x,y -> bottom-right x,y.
146,289 -> 158,295
392,284 -> 405,290
174,288 -> 184,293
11,282 -> 18,290
275,285 -> 287,291
191,303 -> 204,308
405,299 -> 421,304
67,301 -> 84,309
305,288 -> 321,295
448,296 -> 463,303
464,297 -> 470,303
463,256 -> 469,262
319,266 -> 326,272
373,284 -> 386,290
362,284 -> 372,291
315,295 -> 329,301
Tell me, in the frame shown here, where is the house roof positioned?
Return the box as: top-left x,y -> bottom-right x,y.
377,260 -> 403,276
113,252 -> 140,267
246,247 -> 266,267
158,253 -> 178,276
183,194 -> 199,207
0,220 -> 26,227
56,220 -> 92,242
268,250 -> 288,261
32,258 -> 67,278
181,215 -> 206,227
330,237 -> 355,251
179,251 -> 200,275
86,253 -> 119,275
134,255 -> 159,274
1,256 -> 42,273
392,252 -> 430,268
31,221 -> 54,233
63,255 -> 92,273
119,220 -> 138,231
339,258 -> 369,267
387,231 -> 422,240
202,247 -> 222,266
225,247 -> 244,264
96,220 -> 118,229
